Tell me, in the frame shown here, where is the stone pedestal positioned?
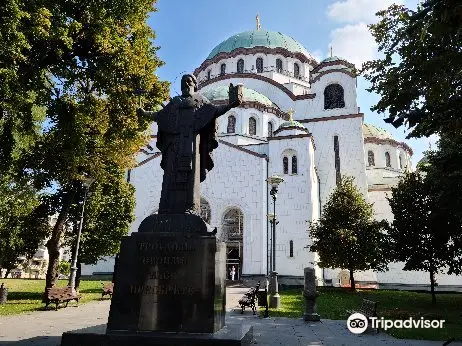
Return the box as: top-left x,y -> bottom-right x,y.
268,271 -> 280,309
303,267 -> 320,322
62,214 -> 252,345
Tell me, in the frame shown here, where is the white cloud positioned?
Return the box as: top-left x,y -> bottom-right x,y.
310,49 -> 324,63
327,0 -> 404,24
329,23 -> 378,67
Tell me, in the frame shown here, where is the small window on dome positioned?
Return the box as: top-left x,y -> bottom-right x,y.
276,59 -> 282,72
220,63 -> 226,76
207,70 -> 211,80
368,151 -> 375,166
399,155 -> 403,169
227,115 -> 236,133
237,59 -> 244,74
249,117 -> 256,136
256,57 -> 263,73
267,122 -> 273,138
324,84 -> 345,109
283,156 -> 289,174
385,152 -> 391,167
294,63 -> 300,78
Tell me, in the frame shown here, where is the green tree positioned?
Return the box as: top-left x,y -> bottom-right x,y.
308,177 -> 389,291
362,0 -> 462,138
9,0 -> 169,292
58,261 -> 70,276
65,173 -> 135,290
0,175 -> 50,276
387,172 -> 461,304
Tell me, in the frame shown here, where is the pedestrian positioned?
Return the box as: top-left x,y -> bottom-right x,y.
230,266 -> 236,281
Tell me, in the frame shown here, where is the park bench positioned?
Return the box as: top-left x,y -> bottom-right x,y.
102,282 -> 114,299
346,298 -> 379,333
44,286 -> 80,311
238,282 -> 260,314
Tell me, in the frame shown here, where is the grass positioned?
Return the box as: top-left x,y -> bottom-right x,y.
0,279 -> 111,316
264,287 -> 462,341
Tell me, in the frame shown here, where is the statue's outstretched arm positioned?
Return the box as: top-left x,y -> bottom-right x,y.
214,83 -> 243,118
137,108 -> 158,122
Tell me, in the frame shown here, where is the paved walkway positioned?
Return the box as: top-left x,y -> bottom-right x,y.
0,287 -> 459,346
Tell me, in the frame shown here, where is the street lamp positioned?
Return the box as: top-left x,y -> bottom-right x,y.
266,175 -> 284,309
68,176 -> 95,290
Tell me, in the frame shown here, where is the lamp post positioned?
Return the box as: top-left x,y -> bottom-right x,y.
266,175 -> 284,309
68,176 -> 95,290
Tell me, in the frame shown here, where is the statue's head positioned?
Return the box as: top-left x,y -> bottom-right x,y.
181,74 -> 198,97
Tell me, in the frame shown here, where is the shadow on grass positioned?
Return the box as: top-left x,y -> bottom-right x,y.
7,291 -> 42,301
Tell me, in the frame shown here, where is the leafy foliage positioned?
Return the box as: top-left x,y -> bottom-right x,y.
1,0 -> 169,290
422,133 -> 462,249
66,174 -> 135,266
308,176 -> 389,290
362,0 -> 462,138
58,261 -> 70,276
387,171 -> 462,303
0,175 -> 50,272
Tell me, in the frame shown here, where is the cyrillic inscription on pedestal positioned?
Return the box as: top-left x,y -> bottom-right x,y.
107,232 -> 226,333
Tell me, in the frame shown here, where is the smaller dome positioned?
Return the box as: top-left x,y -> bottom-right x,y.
278,119 -> 306,130
363,124 -> 395,140
200,85 -> 279,108
416,154 -> 430,171
322,56 -> 344,63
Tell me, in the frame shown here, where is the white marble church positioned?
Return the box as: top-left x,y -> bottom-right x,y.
83,24 -> 461,290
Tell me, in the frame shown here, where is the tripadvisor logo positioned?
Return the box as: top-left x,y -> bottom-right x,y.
347,313 -> 445,334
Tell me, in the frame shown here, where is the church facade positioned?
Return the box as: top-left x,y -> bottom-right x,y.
83,27 -> 461,290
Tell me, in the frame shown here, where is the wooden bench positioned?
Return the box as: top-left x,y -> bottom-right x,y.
347,298 -> 379,333
102,282 -> 114,299
238,282 -> 260,314
44,286 -> 80,311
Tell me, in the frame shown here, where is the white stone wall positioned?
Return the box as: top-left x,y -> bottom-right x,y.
307,116 -> 368,206
200,141 -> 268,275
268,135 -> 318,276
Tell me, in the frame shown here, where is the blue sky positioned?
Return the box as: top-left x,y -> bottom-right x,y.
148,0 -> 434,167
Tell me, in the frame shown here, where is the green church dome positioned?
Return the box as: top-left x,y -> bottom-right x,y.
200,85 -> 279,108
278,120 -> 306,130
206,30 -> 312,60
362,124 -> 395,140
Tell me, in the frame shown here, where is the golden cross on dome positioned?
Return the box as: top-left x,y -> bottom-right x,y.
256,14 -> 261,30
288,108 -> 295,121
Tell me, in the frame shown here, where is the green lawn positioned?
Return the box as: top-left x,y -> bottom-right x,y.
265,287 -> 462,341
0,279 -> 111,316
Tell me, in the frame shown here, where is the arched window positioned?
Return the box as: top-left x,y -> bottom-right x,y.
227,115 -> 236,133
256,57 -> 263,73
324,84 -> 345,109
249,117 -> 256,135
222,208 -> 243,241
207,70 -> 211,80
334,135 -> 341,185
200,197 -> 211,224
385,152 -> 391,167
220,63 -> 226,76
267,122 -> 273,137
289,240 -> 294,257
399,155 -> 403,169
283,157 -> 289,174
237,59 -> 244,73
292,156 -> 297,174
368,151 -> 375,166
294,63 -> 300,78
276,59 -> 282,72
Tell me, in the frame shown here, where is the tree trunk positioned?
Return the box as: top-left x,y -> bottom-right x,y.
44,185 -> 77,297
75,262 -> 82,292
349,268 -> 356,291
429,270 -> 436,304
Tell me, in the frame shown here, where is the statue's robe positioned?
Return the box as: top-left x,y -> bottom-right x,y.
154,94 -> 231,214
